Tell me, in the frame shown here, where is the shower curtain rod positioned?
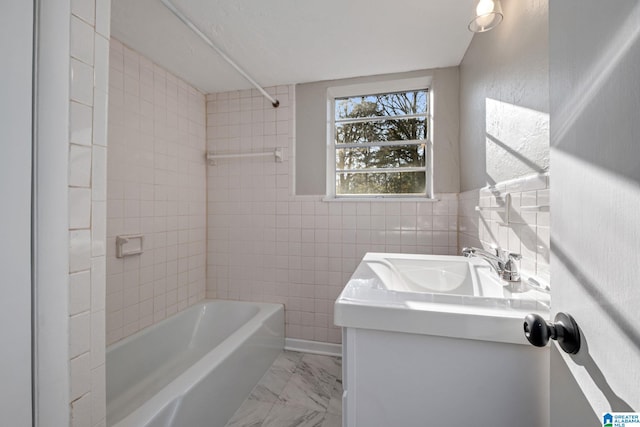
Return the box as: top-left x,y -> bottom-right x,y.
160,0 -> 280,108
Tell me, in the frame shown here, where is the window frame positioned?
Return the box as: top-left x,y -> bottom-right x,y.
326,77 -> 435,200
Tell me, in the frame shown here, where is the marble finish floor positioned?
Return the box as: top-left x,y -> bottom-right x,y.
225,351 -> 342,427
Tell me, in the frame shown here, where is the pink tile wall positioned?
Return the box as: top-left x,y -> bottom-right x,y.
206,86 -> 458,344
106,39 -> 207,345
458,174 -> 550,283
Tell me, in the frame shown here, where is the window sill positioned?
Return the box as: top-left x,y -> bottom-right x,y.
321,196 -> 440,203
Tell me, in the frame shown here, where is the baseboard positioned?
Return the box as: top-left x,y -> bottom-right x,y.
285,338 -> 342,357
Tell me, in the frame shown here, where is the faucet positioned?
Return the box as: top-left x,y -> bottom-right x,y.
461,246 -> 522,282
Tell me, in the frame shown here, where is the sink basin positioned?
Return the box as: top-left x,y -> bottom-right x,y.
362,253 -> 519,298
334,252 -> 550,345
368,257 -> 474,295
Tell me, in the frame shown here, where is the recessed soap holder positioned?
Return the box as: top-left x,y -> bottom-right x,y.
116,234 -> 144,258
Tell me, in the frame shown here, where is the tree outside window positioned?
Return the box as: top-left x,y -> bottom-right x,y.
334,89 -> 428,196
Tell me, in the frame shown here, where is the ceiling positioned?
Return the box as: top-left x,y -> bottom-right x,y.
111,0 -> 477,94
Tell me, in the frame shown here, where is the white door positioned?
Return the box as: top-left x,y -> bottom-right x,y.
0,1 -> 34,425
550,0 -> 640,424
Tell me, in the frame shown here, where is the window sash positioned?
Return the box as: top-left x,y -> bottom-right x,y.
335,112 -> 428,125
328,84 -> 432,198
336,167 -> 426,174
336,139 -> 425,149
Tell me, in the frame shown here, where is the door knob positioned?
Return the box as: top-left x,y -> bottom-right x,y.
523,312 -> 581,354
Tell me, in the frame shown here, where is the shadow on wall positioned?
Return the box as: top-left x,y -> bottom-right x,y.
551,0 -> 640,187
490,188 -> 549,259
573,335 -> 636,412
550,346 -> 606,426
485,133 -> 547,175
484,97 -> 549,186
551,238 -> 640,354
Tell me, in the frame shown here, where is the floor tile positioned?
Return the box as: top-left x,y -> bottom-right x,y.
321,413 -> 342,427
278,371 -> 331,412
225,400 -> 273,427
224,351 -> 342,427
262,403 -> 325,427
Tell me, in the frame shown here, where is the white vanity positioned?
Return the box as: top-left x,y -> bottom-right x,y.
334,253 -> 551,427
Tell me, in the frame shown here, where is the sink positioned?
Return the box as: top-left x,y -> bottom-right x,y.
362,253 -> 529,299
335,252 -> 551,427
335,252 -> 550,344
368,257 -> 474,295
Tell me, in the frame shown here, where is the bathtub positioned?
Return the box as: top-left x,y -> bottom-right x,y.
106,300 -> 284,427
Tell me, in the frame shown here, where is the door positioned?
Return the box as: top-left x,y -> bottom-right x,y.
0,1 -> 34,425
550,0 -> 640,425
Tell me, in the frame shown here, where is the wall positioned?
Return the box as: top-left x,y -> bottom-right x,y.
0,2 -> 34,424
35,0 -> 72,424
550,0 -> 640,422
458,173 -> 550,282
457,0 -> 550,281
295,68 -> 461,195
459,0 -> 549,191
206,86 -> 458,343
66,0 -> 111,425
105,40 -> 208,345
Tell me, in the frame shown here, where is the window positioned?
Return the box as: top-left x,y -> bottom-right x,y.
328,83 -> 431,198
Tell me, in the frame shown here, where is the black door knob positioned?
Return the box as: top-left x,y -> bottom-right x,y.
523,312 -> 581,354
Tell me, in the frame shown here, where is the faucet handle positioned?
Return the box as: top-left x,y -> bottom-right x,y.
500,251 -> 521,281
461,247 -> 474,257
506,251 -> 522,261
495,247 -> 521,261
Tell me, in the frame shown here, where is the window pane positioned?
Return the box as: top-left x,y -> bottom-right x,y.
336,171 -> 426,195
335,90 -> 428,121
335,117 -> 426,144
336,145 -> 425,170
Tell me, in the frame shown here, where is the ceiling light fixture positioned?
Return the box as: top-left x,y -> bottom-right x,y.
468,0 -> 503,33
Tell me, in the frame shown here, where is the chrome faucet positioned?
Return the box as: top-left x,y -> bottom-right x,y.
461,246 -> 522,282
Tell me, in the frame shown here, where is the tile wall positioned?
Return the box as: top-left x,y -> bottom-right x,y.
105,39 -> 208,345
67,0 -> 110,425
458,174 -> 550,284
205,86 -> 458,344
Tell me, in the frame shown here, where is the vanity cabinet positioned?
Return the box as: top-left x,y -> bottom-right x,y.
335,253 -> 550,427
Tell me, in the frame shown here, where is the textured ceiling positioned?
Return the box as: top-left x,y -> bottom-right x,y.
111,0 -> 477,93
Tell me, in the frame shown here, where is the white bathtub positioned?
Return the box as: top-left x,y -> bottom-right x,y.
106,300 -> 284,427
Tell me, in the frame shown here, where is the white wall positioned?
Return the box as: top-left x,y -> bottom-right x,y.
0,2 -> 34,425
34,0 -> 72,425
459,0 -> 549,191
295,68 -> 461,195
106,39 -> 207,345
550,0 -> 640,421
457,0 -> 550,281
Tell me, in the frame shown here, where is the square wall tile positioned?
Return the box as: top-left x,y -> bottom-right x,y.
106,40 -> 207,343
71,392 -> 92,427
70,312 -> 91,358
71,16 -> 94,65
69,144 -> 92,187
70,230 -> 92,273
95,0 -> 111,38
70,352 -> 91,401
72,0 -> 95,25
69,188 -> 92,229
71,58 -> 94,106
70,101 -> 93,146
69,271 -> 91,315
